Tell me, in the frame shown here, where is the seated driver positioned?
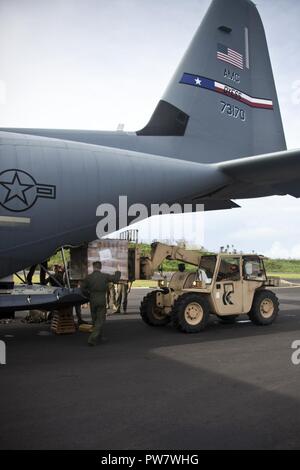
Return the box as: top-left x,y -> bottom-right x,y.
227,264 -> 240,280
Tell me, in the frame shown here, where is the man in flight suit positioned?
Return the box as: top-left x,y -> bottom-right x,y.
81,261 -> 121,346
115,281 -> 131,314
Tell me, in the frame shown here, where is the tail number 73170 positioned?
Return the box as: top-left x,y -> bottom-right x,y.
220,101 -> 246,122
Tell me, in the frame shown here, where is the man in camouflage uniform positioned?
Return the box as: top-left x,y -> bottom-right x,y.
81,261 -> 121,346
107,282 -> 117,311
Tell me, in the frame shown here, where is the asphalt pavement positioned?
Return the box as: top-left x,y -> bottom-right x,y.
1,287 -> 300,450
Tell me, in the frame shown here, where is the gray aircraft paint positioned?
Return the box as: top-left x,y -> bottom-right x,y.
0,0 -> 298,278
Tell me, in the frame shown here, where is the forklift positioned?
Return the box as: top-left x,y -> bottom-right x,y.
137,243 -> 280,333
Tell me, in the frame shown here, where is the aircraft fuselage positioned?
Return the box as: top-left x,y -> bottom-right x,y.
0,131 -> 226,277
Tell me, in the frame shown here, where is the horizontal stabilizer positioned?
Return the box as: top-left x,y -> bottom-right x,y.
177,197 -> 240,211
217,149 -> 300,197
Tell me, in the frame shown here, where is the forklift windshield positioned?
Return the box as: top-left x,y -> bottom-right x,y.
198,256 -> 217,284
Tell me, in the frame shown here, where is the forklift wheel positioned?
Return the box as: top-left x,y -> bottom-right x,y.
248,290 -> 279,326
217,315 -> 239,324
171,293 -> 209,333
140,291 -> 170,327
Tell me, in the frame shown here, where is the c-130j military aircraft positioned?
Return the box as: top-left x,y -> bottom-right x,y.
0,0 -> 299,289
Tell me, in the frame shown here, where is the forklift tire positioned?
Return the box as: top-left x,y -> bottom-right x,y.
217,315 -> 239,324
248,290 -> 279,326
140,291 -> 170,327
171,293 -> 209,333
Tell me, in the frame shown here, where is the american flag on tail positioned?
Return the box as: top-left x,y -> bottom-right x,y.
217,43 -> 244,70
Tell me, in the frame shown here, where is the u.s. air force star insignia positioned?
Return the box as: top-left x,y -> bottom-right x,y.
0,169 -> 56,212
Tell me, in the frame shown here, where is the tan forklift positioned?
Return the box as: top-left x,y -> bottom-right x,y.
137,243 -> 280,333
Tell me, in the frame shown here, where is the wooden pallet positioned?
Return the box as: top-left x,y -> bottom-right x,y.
78,323 -> 93,333
51,308 -> 76,335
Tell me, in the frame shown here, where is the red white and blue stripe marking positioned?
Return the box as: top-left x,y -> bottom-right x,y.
180,73 -> 273,110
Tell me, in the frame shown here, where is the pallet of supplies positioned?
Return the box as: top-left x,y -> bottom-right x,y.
70,239 -> 129,281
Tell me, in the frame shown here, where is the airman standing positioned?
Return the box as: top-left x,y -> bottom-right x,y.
81,261 -> 121,346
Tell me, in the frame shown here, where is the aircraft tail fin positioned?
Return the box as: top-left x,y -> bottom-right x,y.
137,0 -> 286,163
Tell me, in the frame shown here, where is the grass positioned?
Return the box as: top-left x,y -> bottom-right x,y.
267,273 -> 300,280
264,259 -> 300,274
132,280 -> 157,288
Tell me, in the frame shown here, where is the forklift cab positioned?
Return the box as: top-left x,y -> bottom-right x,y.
210,254 -> 267,316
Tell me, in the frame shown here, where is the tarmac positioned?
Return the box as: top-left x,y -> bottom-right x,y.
1,286 -> 300,450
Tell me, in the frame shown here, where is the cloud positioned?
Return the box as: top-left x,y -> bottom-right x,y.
231,227 -> 279,241
203,196 -> 300,257
265,242 -> 300,259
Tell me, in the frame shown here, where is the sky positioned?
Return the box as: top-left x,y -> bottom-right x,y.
0,0 -> 300,257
